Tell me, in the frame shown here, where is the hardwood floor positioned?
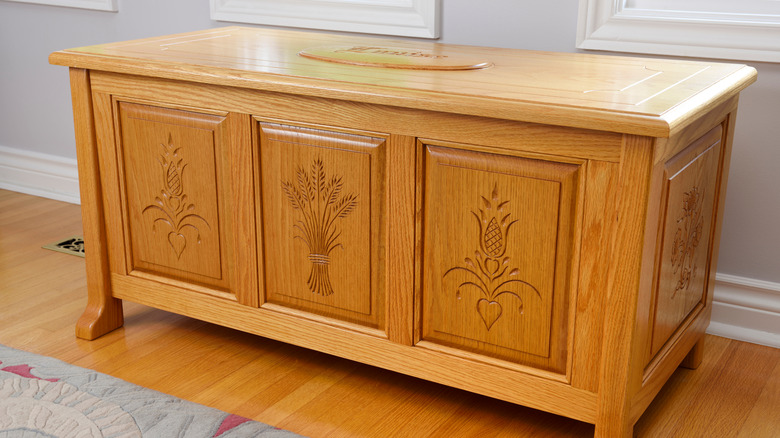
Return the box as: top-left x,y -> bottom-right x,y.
0,188 -> 777,437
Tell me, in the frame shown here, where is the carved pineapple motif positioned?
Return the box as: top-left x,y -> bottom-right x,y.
142,133 -> 210,258
444,184 -> 541,330
484,217 -> 503,257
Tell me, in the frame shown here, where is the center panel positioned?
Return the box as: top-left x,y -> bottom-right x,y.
257,121 -> 388,329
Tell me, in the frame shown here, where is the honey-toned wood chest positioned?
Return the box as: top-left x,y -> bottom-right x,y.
50,27 -> 756,437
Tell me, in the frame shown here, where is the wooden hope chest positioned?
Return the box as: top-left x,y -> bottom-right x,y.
50,27 -> 756,437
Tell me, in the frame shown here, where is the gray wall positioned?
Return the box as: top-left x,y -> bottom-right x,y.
1,0 -> 778,284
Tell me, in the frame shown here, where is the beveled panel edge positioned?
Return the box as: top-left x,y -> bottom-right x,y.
255,118 -> 389,329
644,125 -> 724,366
125,269 -> 238,303
112,99 -> 232,290
415,139 -> 584,376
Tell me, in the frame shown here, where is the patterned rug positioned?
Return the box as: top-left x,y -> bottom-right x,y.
0,344 -> 302,437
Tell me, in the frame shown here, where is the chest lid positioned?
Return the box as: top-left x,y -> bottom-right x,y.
49,26 -> 756,137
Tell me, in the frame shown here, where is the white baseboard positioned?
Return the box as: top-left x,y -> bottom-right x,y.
709,274 -> 780,349
0,145 -> 80,204
1,146 -> 778,349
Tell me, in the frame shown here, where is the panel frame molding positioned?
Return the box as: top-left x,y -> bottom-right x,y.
255,118 -> 390,330
647,125 -> 724,358
415,138 -> 586,376
90,93 -> 259,307
112,100 -> 232,289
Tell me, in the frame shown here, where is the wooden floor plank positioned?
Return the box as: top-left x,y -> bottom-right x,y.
737,359 -> 780,437
0,189 -> 778,437
674,340 -> 779,437
633,335 -> 731,435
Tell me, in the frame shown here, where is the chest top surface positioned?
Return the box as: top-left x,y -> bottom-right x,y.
49,26 -> 756,137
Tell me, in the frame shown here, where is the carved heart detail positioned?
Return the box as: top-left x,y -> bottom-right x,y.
476,298 -> 502,330
484,258 -> 500,275
168,196 -> 181,211
167,232 -> 186,258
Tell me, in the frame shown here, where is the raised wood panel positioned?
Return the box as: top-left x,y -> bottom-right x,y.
115,101 -> 235,291
650,125 -> 723,357
258,121 -> 387,329
419,143 -> 581,373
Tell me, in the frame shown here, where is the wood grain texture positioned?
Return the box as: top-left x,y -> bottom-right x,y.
69,68 -> 124,340
119,102 -> 229,285
108,272 -> 598,423
93,97 -> 258,306
594,135 -> 656,438
49,27 -> 757,137
653,97 -> 738,165
1,190 -> 778,437
634,110 -> 739,422
386,134 -> 416,345
570,160 -> 620,392
650,125 -> 722,357
635,336 -> 780,438
257,121 -> 387,329
49,28 -> 757,437
227,112 -> 260,307
419,143 -> 581,373
88,72 -> 625,163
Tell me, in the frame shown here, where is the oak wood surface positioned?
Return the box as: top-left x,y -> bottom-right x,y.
631,110 -> 739,423
47,29 -> 758,437
257,121 -> 386,328
419,144 -> 581,373
106,269 -> 598,423
69,68 -> 124,340
49,27 -> 757,137
93,96 -> 259,307
87,72 -> 625,163
649,125 -> 722,357
81,70 -> 614,425
1,189 -> 777,437
569,160 -> 619,393
118,101 -> 230,286
594,135 -> 656,437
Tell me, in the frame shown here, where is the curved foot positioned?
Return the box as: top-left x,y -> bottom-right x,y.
76,297 -> 124,340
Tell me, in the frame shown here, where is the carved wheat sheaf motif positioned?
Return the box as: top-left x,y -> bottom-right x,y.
141,133 -> 210,259
282,157 -> 358,296
671,186 -> 705,297
444,184 -> 541,330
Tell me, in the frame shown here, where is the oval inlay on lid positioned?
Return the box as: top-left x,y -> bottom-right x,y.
299,46 -> 493,71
